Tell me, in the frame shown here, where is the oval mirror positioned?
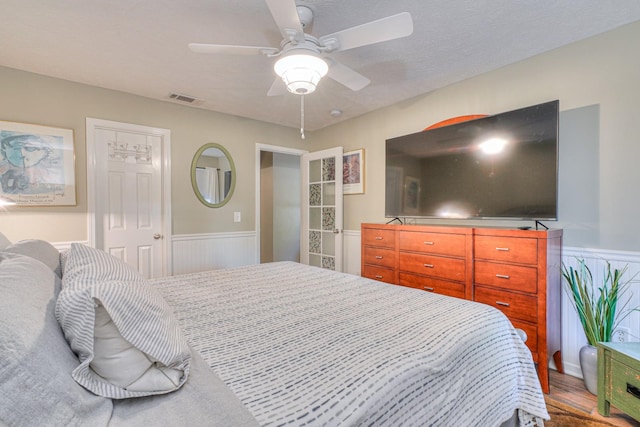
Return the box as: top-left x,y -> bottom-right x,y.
191,143 -> 236,208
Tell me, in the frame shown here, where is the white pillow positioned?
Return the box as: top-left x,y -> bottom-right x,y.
55,243 -> 191,399
92,304 -> 182,391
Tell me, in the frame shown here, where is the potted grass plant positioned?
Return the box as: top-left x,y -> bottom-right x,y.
562,258 -> 638,395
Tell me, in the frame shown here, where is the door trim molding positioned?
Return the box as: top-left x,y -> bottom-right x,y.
86,118 -> 173,276
255,143 -> 307,264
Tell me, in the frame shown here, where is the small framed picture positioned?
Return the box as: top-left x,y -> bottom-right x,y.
0,121 -> 76,206
343,148 -> 364,195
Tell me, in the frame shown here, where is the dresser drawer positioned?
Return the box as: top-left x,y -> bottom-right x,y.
474,261 -> 538,293
363,247 -> 396,268
399,273 -> 465,299
610,359 -> 640,420
362,229 -> 396,249
474,236 -> 537,264
474,286 -> 537,324
399,231 -> 466,257
399,253 -> 465,281
362,265 -> 396,284
510,318 -> 538,360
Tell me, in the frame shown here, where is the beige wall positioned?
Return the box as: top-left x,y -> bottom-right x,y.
0,66 -> 305,242
313,21 -> 640,251
2,20 -> 640,251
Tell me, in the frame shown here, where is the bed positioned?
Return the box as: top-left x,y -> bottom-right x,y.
0,239 -> 549,426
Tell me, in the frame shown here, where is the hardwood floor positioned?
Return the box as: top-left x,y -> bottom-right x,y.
548,369 -> 640,426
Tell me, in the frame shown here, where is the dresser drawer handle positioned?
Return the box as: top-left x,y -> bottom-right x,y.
627,383 -> 640,400
423,263 -> 434,268
424,286 -> 435,292
496,301 -> 510,307
496,274 -> 510,279
375,256 -> 383,259
375,236 -> 383,240
375,275 -> 384,279
496,247 -> 510,251
423,241 -> 434,245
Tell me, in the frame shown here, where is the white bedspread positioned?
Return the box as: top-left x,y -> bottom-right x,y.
152,262 -> 548,427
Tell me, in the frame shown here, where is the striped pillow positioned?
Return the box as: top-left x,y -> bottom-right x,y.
55,243 -> 191,399
60,242 -> 143,285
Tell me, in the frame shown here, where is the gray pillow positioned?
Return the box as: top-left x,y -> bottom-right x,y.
56,243 -> 192,399
0,252 -> 113,426
0,232 -> 10,250
2,239 -> 61,277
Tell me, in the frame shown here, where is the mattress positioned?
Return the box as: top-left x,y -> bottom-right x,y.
152,261 -> 548,426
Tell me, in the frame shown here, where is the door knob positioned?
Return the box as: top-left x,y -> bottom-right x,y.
153,233 -> 162,240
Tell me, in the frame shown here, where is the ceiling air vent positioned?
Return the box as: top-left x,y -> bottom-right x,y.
168,93 -> 204,105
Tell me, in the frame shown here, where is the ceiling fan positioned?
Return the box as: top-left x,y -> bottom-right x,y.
188,0 -> 413,96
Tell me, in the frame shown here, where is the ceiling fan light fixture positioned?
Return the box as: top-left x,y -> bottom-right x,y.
274,53 -> 328,95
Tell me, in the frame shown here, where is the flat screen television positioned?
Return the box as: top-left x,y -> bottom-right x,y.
385,100 -> 559,221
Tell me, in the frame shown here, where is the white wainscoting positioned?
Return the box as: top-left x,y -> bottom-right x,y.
169,230 -> 640,380
343,229 -> 362,276
171,230 -> 362,277
52,241 -> 89,251
171,232 -> 257,275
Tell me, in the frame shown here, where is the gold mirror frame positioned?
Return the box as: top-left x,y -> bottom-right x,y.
190,143 -> 236,208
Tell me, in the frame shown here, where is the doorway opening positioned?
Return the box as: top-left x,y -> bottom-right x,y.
255,144 -> 306,264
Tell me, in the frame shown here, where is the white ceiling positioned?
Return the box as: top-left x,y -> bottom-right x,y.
2,1 -> 640,131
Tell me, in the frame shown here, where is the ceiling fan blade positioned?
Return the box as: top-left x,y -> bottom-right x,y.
267,77 -> 287,96
265,0 -> 305,43
319,12 -> 413,53
189,43 -> 278,56
326,59 -> 371,91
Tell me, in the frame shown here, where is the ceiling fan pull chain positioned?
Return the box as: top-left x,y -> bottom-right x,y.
300,95 -> 305,140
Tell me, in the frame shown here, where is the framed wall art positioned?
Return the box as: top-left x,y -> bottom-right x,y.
343,148 -> 364,195
0,121 -> 76,206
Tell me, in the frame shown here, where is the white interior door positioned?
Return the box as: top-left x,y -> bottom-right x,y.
86,118 -> 171,279
301,147 -> 343,271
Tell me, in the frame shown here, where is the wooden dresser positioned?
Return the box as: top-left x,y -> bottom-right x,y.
361,223 -> 562,394
396,226 -> 473,299
361,224 -> 398,284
